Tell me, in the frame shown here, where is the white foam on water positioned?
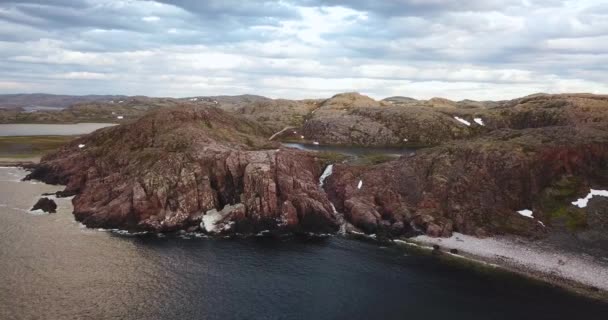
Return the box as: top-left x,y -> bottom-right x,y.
256,230 -> 270,237
29,209 -> 48,216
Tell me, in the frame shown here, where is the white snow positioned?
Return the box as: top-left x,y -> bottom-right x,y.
357,180 -> 363,189
213,100 -> 218,104
313,141 -> 320,145
116,116 -> 124,119
319,165 -> 333,187
572,189 -> 608,208
517,209 -> 534,218
300,135 -> 305,139
454,116 -> 471,126
118,100 -> 124,103
403,138 -> 408,142
78,144 -> 85,149
189,98 -> 198,101
474,118 -> 485,126
202,210 -> 223,233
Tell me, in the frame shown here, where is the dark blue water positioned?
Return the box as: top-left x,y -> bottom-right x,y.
1,168 -> 607,320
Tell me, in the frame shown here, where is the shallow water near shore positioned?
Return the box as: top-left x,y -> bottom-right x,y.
1,167 -> 607,320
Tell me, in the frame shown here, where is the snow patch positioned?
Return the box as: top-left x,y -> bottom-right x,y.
454,116 -> 471,126
202,210 -> 223,233
572,189 -> 608,208
474,118 -> 484,126
313,141 -> 319,145
357,180 -> 363,189
319,165 -> 333,187
116,116 -> 124,119
403,138 -> 408,142
517,209 -> 534,218
78,144 -> 85,149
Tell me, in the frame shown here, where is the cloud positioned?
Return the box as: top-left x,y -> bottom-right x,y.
0,0 -> 606,100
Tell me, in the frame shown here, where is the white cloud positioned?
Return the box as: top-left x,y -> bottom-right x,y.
0,0 -> 606,99
142,16 -> 160,22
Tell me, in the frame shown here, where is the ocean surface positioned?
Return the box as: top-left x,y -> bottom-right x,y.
1,167 -> 607,320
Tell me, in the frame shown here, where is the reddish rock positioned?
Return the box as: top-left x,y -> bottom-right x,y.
26,106 -> 339,234
324,126 -> 608,237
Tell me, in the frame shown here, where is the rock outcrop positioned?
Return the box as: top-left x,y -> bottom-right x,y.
31,197 -> 57,213
302,93 -> 608,147
324,126 -> 608,238
25,106 -> 339,234
21,93 -> 608,241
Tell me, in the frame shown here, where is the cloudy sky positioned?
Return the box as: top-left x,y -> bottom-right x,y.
0,0 -> 606,100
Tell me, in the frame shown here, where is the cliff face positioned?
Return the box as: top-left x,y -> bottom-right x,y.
26,106 -> 339,234
23,93 -> 608,240
324,127 -> 608,238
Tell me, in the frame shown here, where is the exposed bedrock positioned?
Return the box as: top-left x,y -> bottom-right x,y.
25,106 -> 339,234
324,127 -> 608,238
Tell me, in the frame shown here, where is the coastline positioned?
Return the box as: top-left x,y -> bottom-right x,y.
0,156 -> 39,167
4,164 -> 607,303
393,233 -> 608,302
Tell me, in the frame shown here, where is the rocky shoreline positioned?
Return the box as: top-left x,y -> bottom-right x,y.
11,92 -> 608,300
396,233 -> 608,301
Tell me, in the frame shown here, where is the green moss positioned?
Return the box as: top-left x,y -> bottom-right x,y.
354,154 -> 399,165
540,176 -> 588,232
0,135 -> 75,157
316,151 -> 349,165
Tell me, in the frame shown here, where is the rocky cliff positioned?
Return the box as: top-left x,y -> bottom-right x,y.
22,93 -> 608,241
25,106 -> 339,234
324,127 -> 608,238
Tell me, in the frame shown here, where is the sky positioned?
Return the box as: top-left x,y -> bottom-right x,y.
0,0 -> 607,100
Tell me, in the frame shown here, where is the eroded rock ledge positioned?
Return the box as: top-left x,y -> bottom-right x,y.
25,106 -> 339,235
23,99 -> 608,240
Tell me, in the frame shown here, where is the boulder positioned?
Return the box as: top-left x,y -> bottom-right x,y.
31,197 -> 57,213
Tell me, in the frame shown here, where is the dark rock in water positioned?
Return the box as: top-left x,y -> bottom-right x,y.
432,245 -> 442,255
31,197 -> 57,213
